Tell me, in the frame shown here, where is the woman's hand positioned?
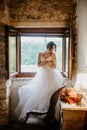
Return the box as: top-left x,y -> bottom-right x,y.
38,52 -> 56,68
46,61 -> 56,68
38,61 -> 47,66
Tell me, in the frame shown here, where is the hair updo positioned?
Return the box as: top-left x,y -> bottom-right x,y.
46,41 -> 56,51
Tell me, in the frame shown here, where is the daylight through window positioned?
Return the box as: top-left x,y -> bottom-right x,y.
21,36 -> 64,73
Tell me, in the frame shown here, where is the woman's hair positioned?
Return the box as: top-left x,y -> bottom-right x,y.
46,41 -> 56,51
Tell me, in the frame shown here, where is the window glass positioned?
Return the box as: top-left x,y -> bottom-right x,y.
9,36 -> 16,74
21,36 -> 62,72
65,37 -> 69,74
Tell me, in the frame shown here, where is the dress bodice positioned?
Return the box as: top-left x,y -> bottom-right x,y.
41,55 -> 52,62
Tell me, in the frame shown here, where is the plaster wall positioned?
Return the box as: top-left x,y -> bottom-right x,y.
77,0 -> 87,73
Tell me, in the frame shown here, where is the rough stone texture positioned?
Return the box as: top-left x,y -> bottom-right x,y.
0,1 -> 10,25
0,79 -> 6,89
0,89 -> 6,100
0,3 -> 5,18
0,23 -> 6,78
0,54 -> 5,66
0,117 -> 9,126
7,0 -> 76,26
0,100 -> 8,111
0,23 -> 10,126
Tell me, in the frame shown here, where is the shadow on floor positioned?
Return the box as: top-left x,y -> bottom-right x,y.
0,121 -> 61,130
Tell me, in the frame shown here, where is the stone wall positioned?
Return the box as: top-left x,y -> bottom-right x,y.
8,0 -> 75,27
0,22 -> 10,126
0,1 -> 10,25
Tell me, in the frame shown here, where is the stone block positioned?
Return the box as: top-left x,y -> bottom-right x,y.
0,42 -> 5,54
0,54 -> 5,66
0,89 -> 6,99
0,99 -> 8,111
0,79 -> 6,89
0,110 -> 8,117
0,118 -> 8,126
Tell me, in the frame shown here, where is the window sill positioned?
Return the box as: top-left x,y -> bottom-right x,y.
15,73 -> 36,78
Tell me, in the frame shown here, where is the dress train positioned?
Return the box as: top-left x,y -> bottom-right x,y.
15,65 -> 65,120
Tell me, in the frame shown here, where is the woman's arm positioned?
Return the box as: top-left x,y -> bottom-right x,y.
41,52 -> 51,58
38,52 -> 47,67
46,53 -> 56,68
38,52 -> 56,68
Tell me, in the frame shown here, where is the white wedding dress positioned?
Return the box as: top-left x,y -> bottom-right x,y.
15,55 -> 65,120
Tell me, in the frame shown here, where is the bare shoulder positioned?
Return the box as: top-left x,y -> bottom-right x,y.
52,53 -> 56,58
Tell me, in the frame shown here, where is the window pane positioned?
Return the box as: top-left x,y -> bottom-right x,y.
55,38 -> 62,72
21,36 -> 62,72
65,37 -> 69,73
9,36 -> 16,73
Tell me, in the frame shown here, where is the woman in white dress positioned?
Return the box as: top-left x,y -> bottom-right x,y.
15,41 -> 65,121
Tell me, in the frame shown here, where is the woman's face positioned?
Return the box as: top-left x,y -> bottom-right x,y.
51,45 -> 56,52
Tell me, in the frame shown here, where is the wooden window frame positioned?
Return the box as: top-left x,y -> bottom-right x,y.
5,25 -> 19,79
5,26 -> 72,79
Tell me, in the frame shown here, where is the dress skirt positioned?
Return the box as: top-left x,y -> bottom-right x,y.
15,65 -> 65,120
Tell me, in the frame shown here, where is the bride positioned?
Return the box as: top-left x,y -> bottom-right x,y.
15,41 -> 65,121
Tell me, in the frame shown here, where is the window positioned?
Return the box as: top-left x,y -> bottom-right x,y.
21,36 -> 63,73
5,25 -> 18,79
9,35 -> 16,73
5,27 -> 72,79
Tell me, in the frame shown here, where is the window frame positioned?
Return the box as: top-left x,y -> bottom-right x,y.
18,27 -> 72,79
5,25 -> 19,79
5,26 -> 72,79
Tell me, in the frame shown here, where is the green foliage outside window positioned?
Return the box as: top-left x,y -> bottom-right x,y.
21,37 -> 63,72
9,36 -> 16,73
